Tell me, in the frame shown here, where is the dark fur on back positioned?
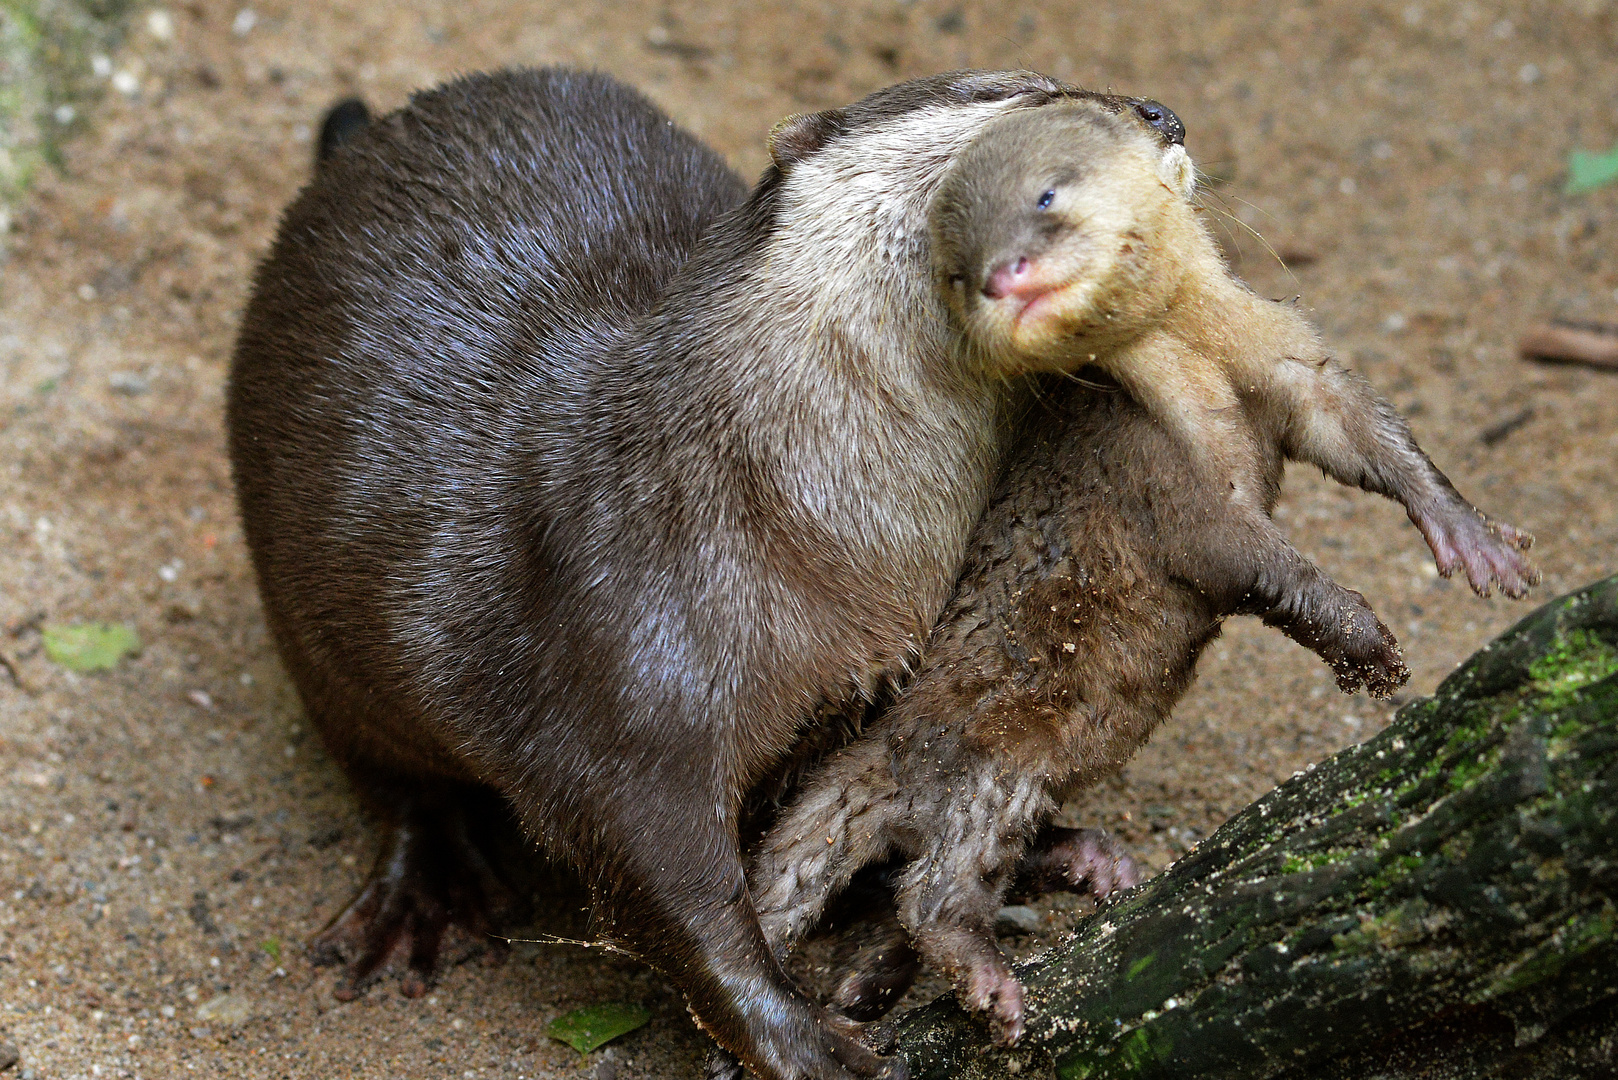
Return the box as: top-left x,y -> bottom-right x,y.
232,68 -> 751,821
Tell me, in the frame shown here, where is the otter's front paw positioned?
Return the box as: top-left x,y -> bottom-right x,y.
1412,505 -> 1539,599
1318,590 -> 1409,699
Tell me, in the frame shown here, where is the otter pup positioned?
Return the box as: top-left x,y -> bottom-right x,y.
932,100 -> 1537,598
749,100 -> 1539,1046
228,68 -> 1186,1080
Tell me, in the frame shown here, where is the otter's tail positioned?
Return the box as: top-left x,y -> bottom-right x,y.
315,98 -> 371,169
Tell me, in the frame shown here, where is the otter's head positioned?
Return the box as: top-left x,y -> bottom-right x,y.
929,98 -> 1199,373
729,72 -> 1184,388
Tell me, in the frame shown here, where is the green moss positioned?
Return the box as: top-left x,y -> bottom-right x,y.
1,1 -> 46,201
1056,1024 -> 1173,1080
1446,743 -> 1502,792
1115,1026 -> 1172,1070
1527,628 -> 1618,712
0,0 -> 129,213
1332,896 -> 1447,956
1352,854 -> 1426,904
1282,848 -> 1353,875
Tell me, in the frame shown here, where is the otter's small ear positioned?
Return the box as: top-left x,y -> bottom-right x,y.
767,109 -> 846,170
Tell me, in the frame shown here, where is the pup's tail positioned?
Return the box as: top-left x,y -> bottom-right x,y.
315,98 -> 371,169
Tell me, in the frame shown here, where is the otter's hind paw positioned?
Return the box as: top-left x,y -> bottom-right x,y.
1012,826 -> 1144,901
310,809 -> 520,1000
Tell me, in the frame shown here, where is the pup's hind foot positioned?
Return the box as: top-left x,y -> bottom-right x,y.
833,917 -> 921,1022
1012,825 -> 1144,901
1412,504 -> 1539,599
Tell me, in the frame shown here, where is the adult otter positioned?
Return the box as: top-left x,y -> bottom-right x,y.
227,68 -> 1184,1079
748,97 -> 1539,1047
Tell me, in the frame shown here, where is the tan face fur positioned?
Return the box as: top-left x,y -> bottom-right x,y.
930,101 -> 1199,374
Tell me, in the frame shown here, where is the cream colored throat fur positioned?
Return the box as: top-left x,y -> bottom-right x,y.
736,99 -> 1039,580
1040,169 -> 1304,508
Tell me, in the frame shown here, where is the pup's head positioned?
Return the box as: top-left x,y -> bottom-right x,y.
930,98 -> 1199,372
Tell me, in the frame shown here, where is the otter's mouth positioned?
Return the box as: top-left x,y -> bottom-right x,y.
973,263 -> 1090,349
1007,279 -> 1090,346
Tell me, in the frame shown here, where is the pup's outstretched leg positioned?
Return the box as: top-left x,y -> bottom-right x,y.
1267,354 -> 1538,599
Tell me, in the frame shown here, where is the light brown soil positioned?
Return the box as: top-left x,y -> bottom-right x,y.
2,2 -> 1615,1077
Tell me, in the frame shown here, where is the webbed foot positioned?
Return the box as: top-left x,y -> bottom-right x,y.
310,797 -> 521,1000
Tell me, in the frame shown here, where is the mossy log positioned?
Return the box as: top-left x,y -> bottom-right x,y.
890,576 -> 1618,1079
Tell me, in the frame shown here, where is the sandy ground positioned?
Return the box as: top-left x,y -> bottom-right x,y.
1,1 -> 1615,1077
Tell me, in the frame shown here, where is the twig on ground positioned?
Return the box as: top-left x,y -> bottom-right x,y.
1519,319 -> 1618,371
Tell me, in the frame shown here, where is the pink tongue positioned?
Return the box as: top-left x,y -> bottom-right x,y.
982,256 -> 1032,300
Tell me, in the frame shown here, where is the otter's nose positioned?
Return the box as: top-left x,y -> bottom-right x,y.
982,256 -> 1031,300
1132,99 -> 1185,147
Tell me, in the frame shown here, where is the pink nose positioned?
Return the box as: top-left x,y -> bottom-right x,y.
982,256 -> 1031,300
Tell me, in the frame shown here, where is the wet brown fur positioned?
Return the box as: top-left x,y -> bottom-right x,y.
750,377 -> 1410,1044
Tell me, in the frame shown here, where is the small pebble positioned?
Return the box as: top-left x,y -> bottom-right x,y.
146,9 -> 175,41
232,8 -> 257,35
0,1043 -> 18,1071
109,371 -> 150,395
195,991 -> 253,1026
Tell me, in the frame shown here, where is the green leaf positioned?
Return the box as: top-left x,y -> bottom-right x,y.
545,1002 -> 651,1054
42,622 -> 141,671
1567,145 -> 1618,195
260,938 -> 281,962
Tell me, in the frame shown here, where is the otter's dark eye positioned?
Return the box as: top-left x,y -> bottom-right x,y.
1036,189 -> 1056,210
